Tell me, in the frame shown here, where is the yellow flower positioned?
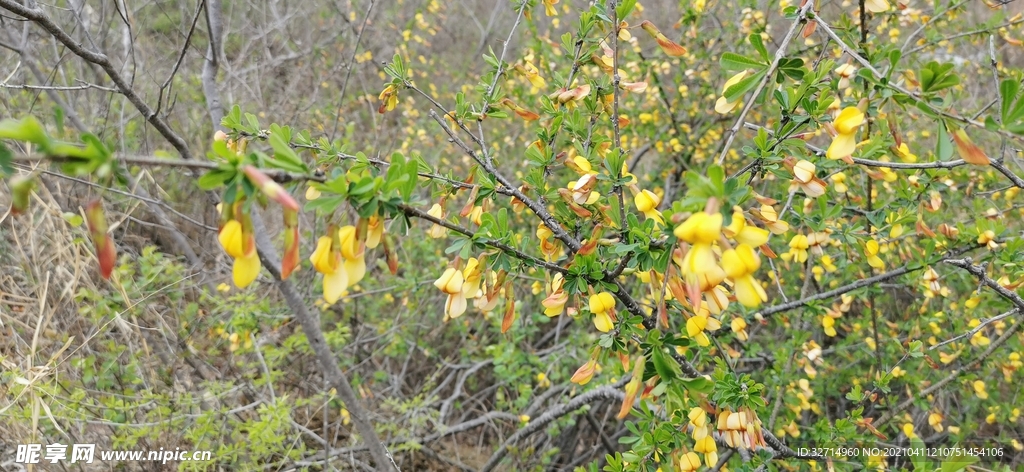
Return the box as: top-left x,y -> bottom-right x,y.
516,62 -> 547,89
678,451 -> 701,472
723,207 -> 770,247
865,240 -> 884,269
686,304 -> 722,346
543,0 -> 558,16
688,407 -> 708,428
675,211 -> 723,245
310,236 -> 338,274
338,226 -> 367,286
831,172 -> 849,193
731,317 -> 749,341
232,252 -> 261,288
571,357 -> 598,385
894,142 -> 917,162
378,84 -> 398,113
721,244 -> 767,307
541,273 -> 568,317
823,315 -> 837,337
693,433 -> 718,467
218,219 -> 247,259
309,235 -> 350,304
435,267 -> 467,319
634,189 -> 664,224
366,215 -> 384,249
426,203 -> 448,238
827,107 -> 865,160
589,291 -> 616,332
462,257 -> 483,299
973,380 -> 988,399
865,0 -> 889,13
791,159 -> 826,197
715,71 -> 748,114
928,412 -> 944,432
787,234 -> 809,263
305,186 -> 321,200
835,63 -> 857,88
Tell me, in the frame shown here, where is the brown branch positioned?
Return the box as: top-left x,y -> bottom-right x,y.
715,2 -> 813,165
479,382 -> 628,472
0,0 -> 195,160
756,245 -> 978,318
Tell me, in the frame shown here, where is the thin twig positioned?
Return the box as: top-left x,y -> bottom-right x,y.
715,2 -> 812,165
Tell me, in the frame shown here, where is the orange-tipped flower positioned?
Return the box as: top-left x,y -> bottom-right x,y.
571,357 -> 598,385
617,356 -> 645,419
378,84 -> 398,113
501,98 -> 540,121
951,128 -> 990,165
501,282 -> 516,333
243,166 -> 299,212
281,209 -> 300,280
85,200 -> 117,280
639,21 -> 687,57
515,63 -> 547,89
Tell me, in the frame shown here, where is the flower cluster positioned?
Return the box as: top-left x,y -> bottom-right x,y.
673,203 -> 771,318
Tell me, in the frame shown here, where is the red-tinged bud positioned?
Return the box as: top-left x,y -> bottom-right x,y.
571,359 -> 597,385
889,119 -> 902,147
578,225 -> 603,256
488,270 -> 508,299
501,282 -> 516,334
281,209 -> 300,280
951,128 -> 990,165
499,98 -> 540,121
578,238 -> 599,255
238,209 -> 257,257
97,234 -> 116,280
382,235 -> 399,275
617,355 -> 645,419
639,21 -> 687,57
460,185 -> 481,217
619,351 -> 630,371
916,218 -> 936,237
86,200 -> 115,279
557,188 -> 593,217
242,165 -> 300,212
801,21 -> 816,38
9,174 -> 36,215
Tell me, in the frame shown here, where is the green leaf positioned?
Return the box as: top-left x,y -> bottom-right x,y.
679,376 -> 714,394
939,448 -> 978,472
0,142 -> 12,177
909,437 -> 929,472
62,212 -> 84,228
651,348 -> 681,381
304,195 -> 345,213
615,0 -> 637,19
268,131 -> 306,172
999,79 -> 1019,122
197,168 -> 236,190
936,123 -> 953,161
749,33 -> 769,62
0,117 -> 51,151
720,52 -> 764,71
723,71 -> 763,103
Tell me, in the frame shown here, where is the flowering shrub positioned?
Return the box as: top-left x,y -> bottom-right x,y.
3,0 -> 1024,470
